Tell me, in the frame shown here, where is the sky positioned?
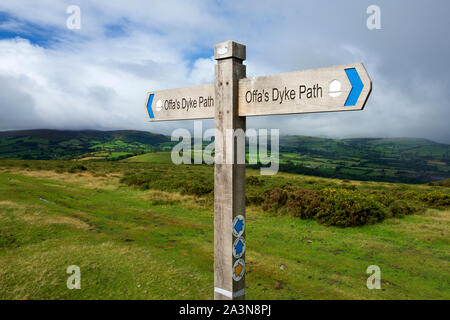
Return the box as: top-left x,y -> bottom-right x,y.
0,0 -> 449,143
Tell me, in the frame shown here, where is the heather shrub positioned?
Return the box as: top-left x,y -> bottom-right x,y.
263,187 -> 388,227
179,181 -> 213,196
120,169 -> 214,197
418,191 -> 450,209
68,164 -> 87,173
388,200 -> 417,218
286,189 -> 323,219
400,190 -> 450,209
315,189 -> 385,227
246,193 -> 265,206
262,188 -> 289,213
373,192 -> 396,207
341,183 -> 357,191
247,175 -> 264,186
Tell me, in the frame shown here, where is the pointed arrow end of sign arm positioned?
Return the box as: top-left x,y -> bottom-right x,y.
344,63 -> 372,110
344,68 -> 362,107
146,93 -> 155,120
358,63 -> 372,111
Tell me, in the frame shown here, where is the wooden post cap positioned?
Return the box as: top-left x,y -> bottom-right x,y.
214,40 -> 246,61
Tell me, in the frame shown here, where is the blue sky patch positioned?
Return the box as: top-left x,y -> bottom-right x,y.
0,11 -> 63,47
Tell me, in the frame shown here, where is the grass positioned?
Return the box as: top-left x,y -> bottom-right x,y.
0,169 -> 213,299
0,160 -> 449,299
125,152 -> 174,164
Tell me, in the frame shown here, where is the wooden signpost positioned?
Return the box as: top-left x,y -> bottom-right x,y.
145,40 -> 372,300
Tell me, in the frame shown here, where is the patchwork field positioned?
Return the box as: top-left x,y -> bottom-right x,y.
1,130 -> 449,184
0,159 -> 448,299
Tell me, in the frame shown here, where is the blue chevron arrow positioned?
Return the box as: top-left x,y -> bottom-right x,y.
344,68 -> 364,106
146,94 -> 155,119
235,240 -> 243,255
234,219 -> 243,233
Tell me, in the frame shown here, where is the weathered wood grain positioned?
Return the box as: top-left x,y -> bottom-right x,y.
214,40 -> 247,300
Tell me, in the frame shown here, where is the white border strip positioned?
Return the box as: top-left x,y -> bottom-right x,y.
214,287 -> 232,298
214,287 -> 245,298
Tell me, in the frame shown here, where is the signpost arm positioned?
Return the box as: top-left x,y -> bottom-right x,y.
214,40 -> 247,300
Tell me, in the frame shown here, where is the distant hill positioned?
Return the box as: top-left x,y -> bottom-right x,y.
276,135 -> 450,183
0,129 -> 449,183
0,129 -> 171,160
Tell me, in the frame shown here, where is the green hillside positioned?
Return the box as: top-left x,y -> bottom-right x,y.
0,130 -> 170,160
275,136 -> 450,183
1,130 -> 449,183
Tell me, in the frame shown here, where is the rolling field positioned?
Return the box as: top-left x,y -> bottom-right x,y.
0,159 -> 449,299
0,130 -> 170,160
124,152 -> 174,164
1,130 -> 449,184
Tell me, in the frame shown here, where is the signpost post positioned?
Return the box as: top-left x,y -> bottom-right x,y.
213,41 -> 247,300
145,40 -> 372,300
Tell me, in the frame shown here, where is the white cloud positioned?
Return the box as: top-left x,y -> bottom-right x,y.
0,35 -> 212,132
0,0 -> 449,143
